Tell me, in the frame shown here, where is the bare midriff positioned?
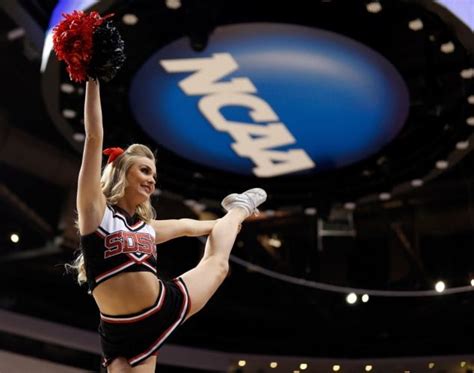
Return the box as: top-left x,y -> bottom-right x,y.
92,272 -> 161,315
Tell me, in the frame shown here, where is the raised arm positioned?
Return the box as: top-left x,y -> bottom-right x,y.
76,80 -> 107,235
150,219 -> 219,244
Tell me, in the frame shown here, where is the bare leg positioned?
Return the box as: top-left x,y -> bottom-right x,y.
108,357 -> 131,373
130,356 -> 157,373
107,356 -> 157,373
180,207 -> 248,319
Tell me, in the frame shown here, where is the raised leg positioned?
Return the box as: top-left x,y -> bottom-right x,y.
180,207 -> 248,319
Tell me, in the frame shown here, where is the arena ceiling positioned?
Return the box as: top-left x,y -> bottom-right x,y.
0,0 -> 474,372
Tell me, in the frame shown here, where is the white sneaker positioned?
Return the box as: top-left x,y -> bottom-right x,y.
221,188 -> 267,217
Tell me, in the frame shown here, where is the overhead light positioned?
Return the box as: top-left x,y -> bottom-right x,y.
435,160 -> 448,169
62,109 -> 77,119
304,207 -> 317,215
10,233 -> 20,243
270,361 -> 278,368
122,14 -> 138,25
455,141 -> 469,150
365,364 -> 373,371
460,68 -> 474,79
467,117 -> 474,126
411,179 -> 423,187
60,83 -> 75,93
366,2 -> 382,13
299,363 -> 308,370
344,202 -> 356,210
428,362 -> 435,369
362,294 -> 370,303
440,41 -> 455,53
379,192 -> 391,201
470,279 -> 474,287
332,365 -> 341,372
346,292 -> 357,304
238,360 -> 246,367
165,0 -> 182,9
435,281 -> 445,293
73,132 -> 85,142
408,19 -> 423,31
468,95 -> 474,104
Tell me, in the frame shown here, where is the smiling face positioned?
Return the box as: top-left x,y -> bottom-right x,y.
124,156 -> 157,204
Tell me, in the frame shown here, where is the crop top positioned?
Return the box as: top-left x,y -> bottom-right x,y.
80,204 -> 157,293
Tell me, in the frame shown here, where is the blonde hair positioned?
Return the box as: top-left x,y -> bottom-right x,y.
68,144 -> 157,285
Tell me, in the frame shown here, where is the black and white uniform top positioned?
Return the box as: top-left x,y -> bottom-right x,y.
81,204 -> 157,293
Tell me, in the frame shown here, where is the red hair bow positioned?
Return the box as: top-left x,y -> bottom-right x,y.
103,147 -> 124,164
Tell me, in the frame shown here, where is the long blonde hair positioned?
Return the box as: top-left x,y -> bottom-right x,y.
67,144 -> 157,285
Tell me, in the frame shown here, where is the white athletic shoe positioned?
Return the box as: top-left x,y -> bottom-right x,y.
221,188 -> 267,217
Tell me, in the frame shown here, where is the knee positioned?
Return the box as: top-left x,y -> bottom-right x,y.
207,256 -> 229,282
216,257 -> 230,281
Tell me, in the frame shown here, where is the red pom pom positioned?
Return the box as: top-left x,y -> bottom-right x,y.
52,11 -> 111,82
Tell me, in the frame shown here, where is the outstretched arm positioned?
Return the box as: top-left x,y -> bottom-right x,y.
150,218 -> 220,244
76,80 -> 107,235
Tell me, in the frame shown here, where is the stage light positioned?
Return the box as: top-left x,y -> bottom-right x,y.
304,207 -> 317,215
409,19 -> 424,31
440,41 -> 455,53
73,133 -> 85,142
346,293 -> 357,304
460,68 -> 474,79
435,281 -> 445,292
456,141 -> 469,150
379,192 -> 391,201
366,2 -> 382,13
122,14 -> 138,26
62,109 -> 77,119
10,233 -> 20,243
165,0 -> 181,9
344,202 -> 356,210
60,83 -> 75,93
435,160 -> 448,169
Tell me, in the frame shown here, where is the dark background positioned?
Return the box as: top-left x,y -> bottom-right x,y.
0,1 -> 473,372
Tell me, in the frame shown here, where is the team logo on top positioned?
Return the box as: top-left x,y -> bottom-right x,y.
104,231 -> 155,260
130,23 -> 409,176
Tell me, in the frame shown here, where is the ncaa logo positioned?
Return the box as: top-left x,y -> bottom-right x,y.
130,23 -> 409,177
